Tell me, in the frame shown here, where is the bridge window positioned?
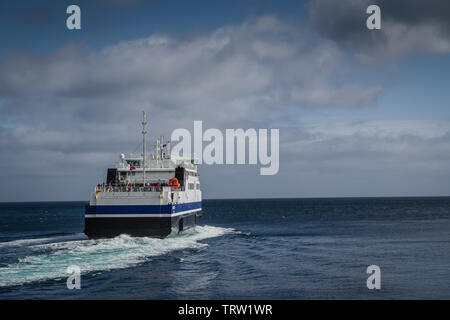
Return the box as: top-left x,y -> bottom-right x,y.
126,160 -> 141,167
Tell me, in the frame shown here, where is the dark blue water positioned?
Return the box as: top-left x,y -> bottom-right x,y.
0,198 -> 449,299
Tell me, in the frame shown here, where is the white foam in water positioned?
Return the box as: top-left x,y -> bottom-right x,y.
0,225 -> 235,287
0,233 -> 87,248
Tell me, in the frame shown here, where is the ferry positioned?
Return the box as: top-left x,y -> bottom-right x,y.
84,112 -> 202,238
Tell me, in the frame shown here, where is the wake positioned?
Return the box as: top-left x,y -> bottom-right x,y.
0,225 -> 235,288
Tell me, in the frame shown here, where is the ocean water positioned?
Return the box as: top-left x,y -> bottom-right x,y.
0,197 -> 449,299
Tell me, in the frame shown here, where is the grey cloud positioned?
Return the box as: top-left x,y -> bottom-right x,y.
196,120 -> 450,199
0,15 -> 381,126
274,121 -> 450,197
309,0 -> 450,62
2,15 -> 435,201
281,121 -> 450,169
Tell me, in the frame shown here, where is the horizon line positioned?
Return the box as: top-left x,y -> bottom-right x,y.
1,194 -> 450,204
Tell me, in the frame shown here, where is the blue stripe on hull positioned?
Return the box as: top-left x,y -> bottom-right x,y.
85,201 -> 202,215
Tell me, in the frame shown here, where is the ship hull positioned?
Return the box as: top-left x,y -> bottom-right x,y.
84,202 -> 202,239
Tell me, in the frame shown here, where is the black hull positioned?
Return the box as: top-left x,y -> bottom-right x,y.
84,212 -> 201,239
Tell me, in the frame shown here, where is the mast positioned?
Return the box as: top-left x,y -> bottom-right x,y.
142,111 -> 147,187
160,135 -> 164,160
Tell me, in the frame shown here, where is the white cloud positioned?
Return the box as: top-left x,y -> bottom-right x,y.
1,15 -> 448,200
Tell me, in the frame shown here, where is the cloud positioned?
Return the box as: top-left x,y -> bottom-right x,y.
0,16 -> 381,120
309,0 -> 450,63
275,120 -> 450,197
283,120 -> 450,164
194,119 -> 450,199
1,14 -> 448,200
0,15 -> 382,141
0,15 -> 386,200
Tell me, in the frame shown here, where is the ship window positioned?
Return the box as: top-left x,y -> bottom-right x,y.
126,160 -> 141,167
196,184 -> 200,190
188,183 -> 195,190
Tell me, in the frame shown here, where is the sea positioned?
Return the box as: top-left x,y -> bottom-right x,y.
0,197 -> 449,299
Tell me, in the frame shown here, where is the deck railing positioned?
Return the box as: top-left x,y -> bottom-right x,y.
95,184 -> 183,193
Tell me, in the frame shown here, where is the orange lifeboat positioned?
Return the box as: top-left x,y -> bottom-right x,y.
168,177 -> 180,188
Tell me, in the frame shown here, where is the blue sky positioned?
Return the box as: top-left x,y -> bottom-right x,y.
1,0 -> 450,201
0,0 -> 309,53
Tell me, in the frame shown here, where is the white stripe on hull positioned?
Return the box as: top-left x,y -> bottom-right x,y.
85,208 -> 202,218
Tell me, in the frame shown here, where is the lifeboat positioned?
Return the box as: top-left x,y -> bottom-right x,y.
169,177 -> 180,188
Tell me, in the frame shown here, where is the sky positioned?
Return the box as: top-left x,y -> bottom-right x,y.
1,0 -> 450,201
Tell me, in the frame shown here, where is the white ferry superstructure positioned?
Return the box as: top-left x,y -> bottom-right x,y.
84,112 -> 202,238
